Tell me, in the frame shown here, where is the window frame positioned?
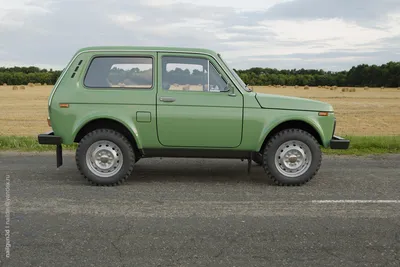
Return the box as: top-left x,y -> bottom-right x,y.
83,55 -> 155,90
161,55 -> 229,93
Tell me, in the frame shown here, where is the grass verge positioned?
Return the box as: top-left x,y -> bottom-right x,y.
0,136 -> 77,152
321,136 -> 400,155
0,135 -> 399,155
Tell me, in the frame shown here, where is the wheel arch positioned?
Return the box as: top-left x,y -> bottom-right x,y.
73,117 -> 141,156
257,119 -> 323,153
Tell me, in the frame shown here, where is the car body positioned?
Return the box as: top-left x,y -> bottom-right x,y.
38,46 -> 349,186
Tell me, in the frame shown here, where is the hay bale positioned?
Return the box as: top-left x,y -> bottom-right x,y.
35,82 -> 42,86
19,85 -> 25,90
304,85 -> 309,90
294,85 -> 298,89
43,83 -> 47,86
2,83 -> 7,86
364,86 -> 369,90
28,83 -> 34,87
349,88 -> 356,92
12,85 -> 18,90
341,88 -> 349,92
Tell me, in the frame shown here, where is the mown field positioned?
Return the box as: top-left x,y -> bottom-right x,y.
253,86 -> 400,136
1,84 -> 400,137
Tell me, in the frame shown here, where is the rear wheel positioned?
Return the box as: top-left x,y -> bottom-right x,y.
76,129 -> 135,186
262,129 -> 321,186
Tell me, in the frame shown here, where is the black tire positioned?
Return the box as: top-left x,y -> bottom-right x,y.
76,129 -> 135,186
252,152 -> 263,166
262,129 -> 322,186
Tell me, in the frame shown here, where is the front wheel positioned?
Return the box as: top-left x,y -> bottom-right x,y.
76,129 -> 135,186
262,129 -> 322,186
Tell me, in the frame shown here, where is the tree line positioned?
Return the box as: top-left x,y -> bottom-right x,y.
235,61 -> 400,87
0,67 -> 62,85
1,61 -> 400,87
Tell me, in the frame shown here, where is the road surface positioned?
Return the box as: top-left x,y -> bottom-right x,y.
0,152 -> 399,266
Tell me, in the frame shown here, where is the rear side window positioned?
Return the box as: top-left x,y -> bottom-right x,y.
84,57 -> 153,89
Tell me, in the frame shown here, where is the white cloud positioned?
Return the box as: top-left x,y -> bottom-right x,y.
141,0 -> 292,9
0,0 -> 399,71
257,18 -> 397,55
109,14 -> 143,25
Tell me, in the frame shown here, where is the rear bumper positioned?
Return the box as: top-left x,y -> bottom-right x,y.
330,135 -> 350,149
38,131 -> 63,167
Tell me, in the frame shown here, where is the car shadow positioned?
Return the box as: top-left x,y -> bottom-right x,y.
43,157 -> 274,185
128,158 -> 273,184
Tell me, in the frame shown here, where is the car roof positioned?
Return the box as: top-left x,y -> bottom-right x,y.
76,46 -> 219,57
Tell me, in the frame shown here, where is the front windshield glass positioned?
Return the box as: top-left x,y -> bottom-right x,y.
218,54 -> 251,92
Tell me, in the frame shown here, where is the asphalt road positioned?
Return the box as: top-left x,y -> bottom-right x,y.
0,152 -> 399,267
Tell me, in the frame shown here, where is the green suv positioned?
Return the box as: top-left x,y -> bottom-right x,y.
38,46 -> 349,186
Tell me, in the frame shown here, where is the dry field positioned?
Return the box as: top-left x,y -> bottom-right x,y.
252,86 -> 400,136
0,85 -> 399,136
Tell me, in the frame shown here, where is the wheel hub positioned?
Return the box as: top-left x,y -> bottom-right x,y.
274,140 -> 312,178
288,154 -> 298,163
86,140 -> 123,178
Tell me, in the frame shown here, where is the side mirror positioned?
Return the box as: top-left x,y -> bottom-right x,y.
227,82 -> 236,97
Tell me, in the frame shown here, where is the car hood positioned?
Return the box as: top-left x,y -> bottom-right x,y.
255,93 -> 333,112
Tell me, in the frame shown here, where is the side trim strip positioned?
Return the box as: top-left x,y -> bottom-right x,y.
142,148 -> 252,159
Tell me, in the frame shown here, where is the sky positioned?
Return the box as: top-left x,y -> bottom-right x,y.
0,0 -> 400,71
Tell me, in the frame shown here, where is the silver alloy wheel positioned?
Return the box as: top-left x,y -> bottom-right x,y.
85,140 -> 123,178
274,140 -> 312,178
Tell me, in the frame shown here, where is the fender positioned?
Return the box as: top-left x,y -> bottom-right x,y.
256,115 -> 324,152
72,113 -> 143,149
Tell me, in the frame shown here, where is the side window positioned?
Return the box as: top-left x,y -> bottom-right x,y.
162,56 -> 227,92
84,57 -> 153,89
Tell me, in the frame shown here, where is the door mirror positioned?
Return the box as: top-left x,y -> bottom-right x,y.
227,82 -> 236,97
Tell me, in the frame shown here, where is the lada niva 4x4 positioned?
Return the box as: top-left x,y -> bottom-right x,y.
38,46 -> 349,186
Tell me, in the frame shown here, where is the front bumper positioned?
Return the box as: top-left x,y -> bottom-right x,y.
330,135 -> 350,149
38,131 -> 63,167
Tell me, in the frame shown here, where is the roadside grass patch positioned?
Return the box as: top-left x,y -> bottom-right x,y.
0,135 -> 399,155
0,136 -> 77,152
322,136 -> 400,155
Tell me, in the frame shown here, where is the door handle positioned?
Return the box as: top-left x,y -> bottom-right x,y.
159,97 -> 176,102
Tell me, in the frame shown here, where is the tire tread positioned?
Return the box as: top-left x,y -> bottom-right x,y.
263,129 -> 322,186
75,129 -> 135,186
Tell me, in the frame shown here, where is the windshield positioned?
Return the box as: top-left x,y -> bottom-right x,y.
218,54 -> 251,92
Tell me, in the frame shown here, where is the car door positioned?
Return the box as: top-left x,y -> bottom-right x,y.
156,53 -> 243,148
